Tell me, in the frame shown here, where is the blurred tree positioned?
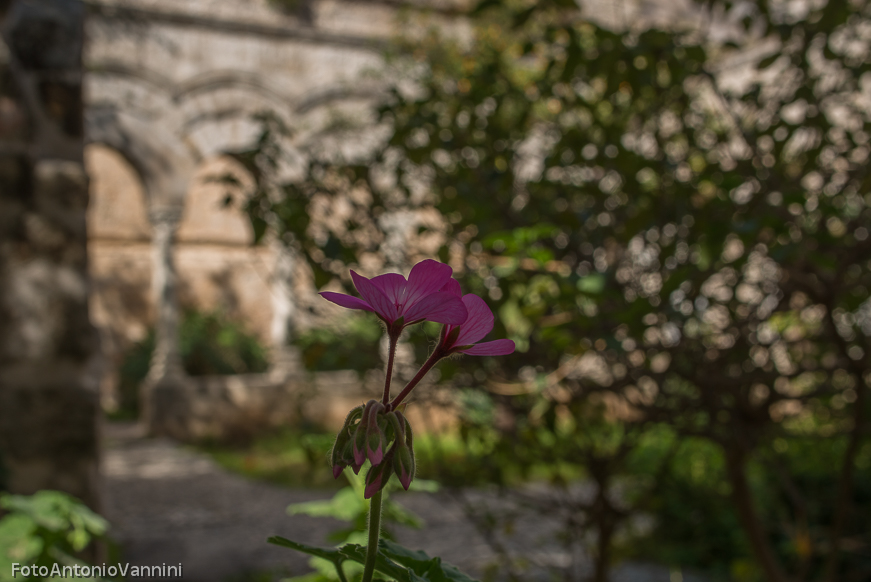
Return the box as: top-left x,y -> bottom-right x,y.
230,0 -> 871,580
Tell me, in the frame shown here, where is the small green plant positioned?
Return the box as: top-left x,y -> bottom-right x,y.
293,318 -> 382,375
0,491 -> 108,581
286,471 -> 438,582
115,309 -> 270,418
198,431 -> 343,489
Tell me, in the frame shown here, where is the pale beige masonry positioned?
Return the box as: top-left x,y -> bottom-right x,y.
81,0 -> 473,434
80,0 -> 707,437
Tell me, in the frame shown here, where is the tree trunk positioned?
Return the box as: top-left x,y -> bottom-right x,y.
724,449 -> 792,582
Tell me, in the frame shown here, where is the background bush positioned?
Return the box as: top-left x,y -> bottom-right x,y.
229,0 -> 871,580
115,309 -> 270,418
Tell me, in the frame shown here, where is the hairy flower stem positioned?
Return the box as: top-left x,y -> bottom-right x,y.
382,333 -> 399,405
361,489 -> 383,582
389,347 -> 444,410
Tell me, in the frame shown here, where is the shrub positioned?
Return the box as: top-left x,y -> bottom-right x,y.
114,309 -> 270,418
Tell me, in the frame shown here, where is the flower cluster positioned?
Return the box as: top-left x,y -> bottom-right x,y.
322,259 -> 514,497
330,400 -> 414,498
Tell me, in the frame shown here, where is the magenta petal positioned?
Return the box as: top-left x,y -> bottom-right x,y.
332,464 -> 345,479
319,292 -> 374,313
404,291 -> 468,324
352,271 -> 398,322
371,273 -> 407,306
462,339 -> 516,356
403,260 -> 453,310
440,278 -> 462,297
454,294 -> 494,345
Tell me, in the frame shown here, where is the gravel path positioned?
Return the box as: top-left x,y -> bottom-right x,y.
101,422 -> 497,581
101,422 -> 705,582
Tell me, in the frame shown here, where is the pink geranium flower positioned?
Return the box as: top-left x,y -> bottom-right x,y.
439,282 -> 515,356
388,280 -> 515,409
320,260 -> 467,331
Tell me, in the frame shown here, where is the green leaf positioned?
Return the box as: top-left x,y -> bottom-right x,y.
379,540 -> 480,582
577,274 -> 605,294
339,544 -> 428,582
289,487 -> 363,522
269,538 -> 479,582
1,491 -> 106,537
0,514 -> 42,565
269,536 -> 347,563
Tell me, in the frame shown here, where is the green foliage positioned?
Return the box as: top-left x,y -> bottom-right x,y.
288,469 -> 435,542
294,318 -> 383,374
198,425 -> 493,491
232,0 -> 871,579
179,310 -> 270,376
630,433 -> 871,580
198,430 -> 341,489
629,437 -> 752,578
0,491 -> 108,581
282,471 -> 440,582
270,537 -> 478,582
115,309 -> 270,418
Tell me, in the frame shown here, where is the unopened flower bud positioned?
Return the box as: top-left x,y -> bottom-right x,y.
389,411 -> 415,490
364,450 -> 394,499
396,410 -> 413,448
366,405 -> 387,465
330,405 -> 364,479
393,442 -> 414,490
353,400 -> 382,467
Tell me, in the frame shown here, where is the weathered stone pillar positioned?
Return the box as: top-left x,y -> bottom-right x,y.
87,94 -> 197,437
0,0 -> 100,508
268,242 -> 302,379
146,207 -> 184,383
140,206 -> 187,433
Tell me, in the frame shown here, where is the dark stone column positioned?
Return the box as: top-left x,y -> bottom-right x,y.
0,0 -> 99,508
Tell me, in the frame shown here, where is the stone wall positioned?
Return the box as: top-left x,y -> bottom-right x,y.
79,0 -> 480,437
0,0 -> 100,508
147,366 -> 457,442
82,0 -> 409,413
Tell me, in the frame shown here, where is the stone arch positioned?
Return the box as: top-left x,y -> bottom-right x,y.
175,73 -> 296,160
85,107 -> 195,208
174,155 -> 276,344
85,143 -> 151,242
84,143 -> 155,411
85,64 -> 176,120
176,155 -> 253,246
